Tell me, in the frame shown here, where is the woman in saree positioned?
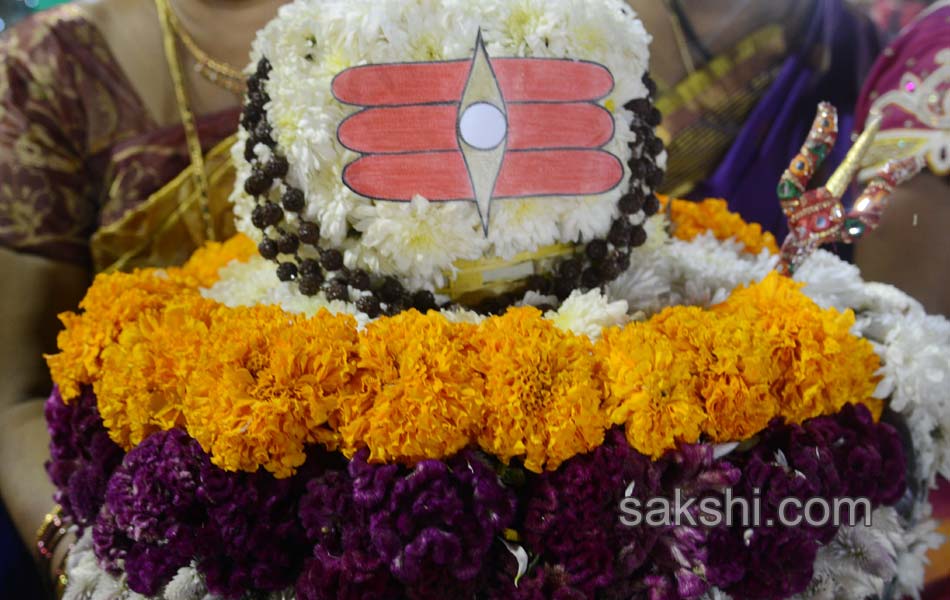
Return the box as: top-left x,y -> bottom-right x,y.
0,0 -> 883,594
0,0 -> 286,593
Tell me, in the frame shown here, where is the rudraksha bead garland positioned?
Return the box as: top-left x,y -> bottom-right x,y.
242,56 -> 664,317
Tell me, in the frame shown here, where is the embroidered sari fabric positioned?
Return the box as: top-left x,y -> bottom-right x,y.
856,0 -> 950,181
0,5 -> 238,272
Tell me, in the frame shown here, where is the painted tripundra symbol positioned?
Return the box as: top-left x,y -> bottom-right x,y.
334,32 -> 624,233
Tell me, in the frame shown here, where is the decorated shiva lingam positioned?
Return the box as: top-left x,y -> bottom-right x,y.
777,102 -> 923,275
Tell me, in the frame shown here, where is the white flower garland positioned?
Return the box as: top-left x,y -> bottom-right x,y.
231,0 -> 653,290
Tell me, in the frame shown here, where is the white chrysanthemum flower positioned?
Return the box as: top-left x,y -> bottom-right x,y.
867,505 -> 943,600
518,290 -> 558,308
795,250 -> 867,311
440,307 -> 486,324
201,256 -> 369,327
640,212 -> 671,253
63,529 -> 101,600
871,311 -> 950,484
796,504 -> 942,600
860,281 -> 925,317
665,233 -> 777,307
351,195 -> 486,289
608,260 -> 672,314
546,288 -> 629,340
488,197 -> 564,260
165,566 -> 206,600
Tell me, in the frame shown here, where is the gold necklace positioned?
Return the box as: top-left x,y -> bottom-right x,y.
163,0 -> 247,96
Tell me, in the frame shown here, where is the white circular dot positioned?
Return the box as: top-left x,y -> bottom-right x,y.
459,102 -> 507,150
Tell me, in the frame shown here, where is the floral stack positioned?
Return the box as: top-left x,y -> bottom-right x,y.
47,1 -> 950,600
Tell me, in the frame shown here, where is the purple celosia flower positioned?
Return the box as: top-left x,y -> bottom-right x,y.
521,428 -> 662,596
359,449 -> 516,598
296,466 -> 400,600
296,448 -> 515,600
92,428 -> 209,595
44,385 -> 124,528
196,458 -> 316,598
706,404 -> 908,600
521,429 -> 739,600
806,403 -> 906,506
637,442 -> 741,600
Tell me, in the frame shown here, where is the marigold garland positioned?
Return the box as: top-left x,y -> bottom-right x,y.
95,296 -> 218,449
663,197 -> 780,255
186,305 -> 359,477
49,265 -> 882,475
599,272 -> 881,458
47,235 -> 257,403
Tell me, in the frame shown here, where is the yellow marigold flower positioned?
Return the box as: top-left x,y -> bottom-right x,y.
647,306 -> 780,442
46,271 -> 194,401
337,310 -> 485,465
473,308 -> 607,473
598,273 -> 881,456
185,306 -> 359,478
171,233 -> 258,288
94,296 -> 218,449
663,197 -> 779,255
598,311 -> 708,459
715,272 -> 882,423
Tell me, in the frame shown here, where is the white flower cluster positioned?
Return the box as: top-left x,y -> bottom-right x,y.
63,530 -> 294,600
795,504 -> 944,600
232,0 -> 653,290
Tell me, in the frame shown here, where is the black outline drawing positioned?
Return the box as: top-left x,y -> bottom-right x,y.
333,30 -> 624,234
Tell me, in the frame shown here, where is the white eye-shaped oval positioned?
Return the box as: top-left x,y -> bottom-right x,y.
459,102 -> 507,150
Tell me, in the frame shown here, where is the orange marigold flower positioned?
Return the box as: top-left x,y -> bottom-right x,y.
598,273 -> 881,455
46,271 -> 195,401
715,272 -> 882,423
170,233 -> 258,288
663,197 -> 779,255
473,308 -> 607,473
598,312 -> 708,459
94,296 -> 218,449
336,310 -> 485,466
647,307 -> 780,443
185,305 -> 360,478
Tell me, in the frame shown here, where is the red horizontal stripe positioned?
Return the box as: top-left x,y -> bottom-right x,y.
343,150 -> 622,201
495,150 -> 623,197
333,58 -> 613,106
343,153 -> 473,201
338,103 -> 614,154
506,103 -> 614,150
339,106 -> 459,154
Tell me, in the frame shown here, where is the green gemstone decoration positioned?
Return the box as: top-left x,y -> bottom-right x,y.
777,179 -> 801,200
844,218 -> 866,239
810,144 -> 829,161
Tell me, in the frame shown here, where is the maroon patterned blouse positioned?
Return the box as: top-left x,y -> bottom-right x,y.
0,5 -> 239,268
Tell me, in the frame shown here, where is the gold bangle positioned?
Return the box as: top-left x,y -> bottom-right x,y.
36,505 -> 71,597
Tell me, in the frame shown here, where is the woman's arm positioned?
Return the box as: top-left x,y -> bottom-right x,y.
854,173 -> 950,317
0,247 -> 89,554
